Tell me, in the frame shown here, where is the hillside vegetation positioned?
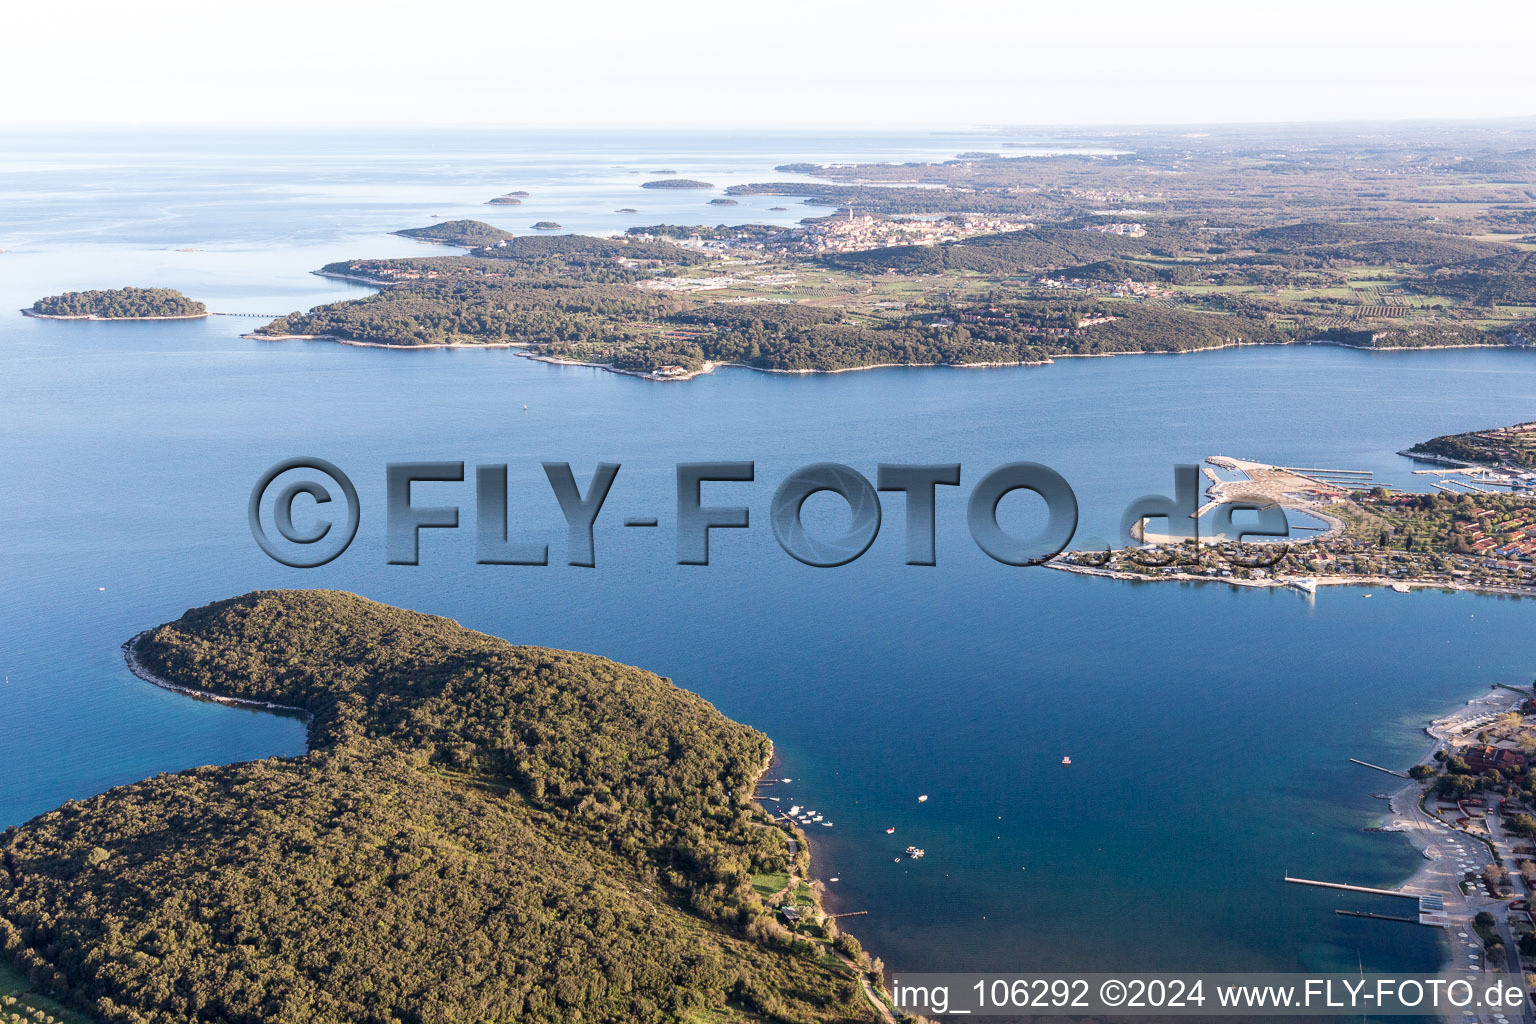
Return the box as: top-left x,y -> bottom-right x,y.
0,591 -> 874,1024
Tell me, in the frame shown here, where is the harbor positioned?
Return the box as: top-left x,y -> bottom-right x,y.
1291,687 -> 1536,1022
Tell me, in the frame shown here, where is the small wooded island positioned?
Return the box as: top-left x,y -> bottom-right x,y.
393,219 -> 515,246
25,287 -> 207,320
641,178 -> 714,189
0,591 -> 881,1024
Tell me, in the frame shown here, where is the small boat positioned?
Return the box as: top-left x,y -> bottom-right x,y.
829,877 -> 839,882
894,857 -> 902,862
885,827 -> 896,834
789,806 -> 802,816
781,778 -> 792,783
1061,756 -> 1072,765
904,846 -> 925,858
821,821 -> 833,827
917,795 -> 929,803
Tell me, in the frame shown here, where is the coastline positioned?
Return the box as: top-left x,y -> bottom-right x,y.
1377,686 -> 1532,983
749,747 -> 895,1020
238,304 -> 1531,382
121,631 -> 313,724
1045,559 -> 1536,598
22,309 -> 211,321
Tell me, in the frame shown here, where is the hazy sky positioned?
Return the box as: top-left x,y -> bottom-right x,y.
4,0 -> 1533,128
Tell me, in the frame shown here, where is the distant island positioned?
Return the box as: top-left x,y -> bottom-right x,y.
642,178 -> 713,189
485,195 -> 521,205
615,207 -> 638,213
709,198 -> 739,206
25,287 -> 207,320
0,591 -> 886,1024
393,219 -> 515,247
530,220 -> 562,230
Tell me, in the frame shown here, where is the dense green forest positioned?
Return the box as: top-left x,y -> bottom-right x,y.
28,288 -> 206,319
641,179 -> 713,189
394,219 -> 516,246
819,227 -> 1148,274
469,233 -> 710,266
260,275 -> 682,346
0,591 -> 876,1024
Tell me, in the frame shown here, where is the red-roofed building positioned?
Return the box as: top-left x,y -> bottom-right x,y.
1464,745 -> 1529,774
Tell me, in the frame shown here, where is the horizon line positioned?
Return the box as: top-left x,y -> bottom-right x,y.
3,114 -> 1536,134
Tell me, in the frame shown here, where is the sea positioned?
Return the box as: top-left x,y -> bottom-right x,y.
4,128 -> 1536,985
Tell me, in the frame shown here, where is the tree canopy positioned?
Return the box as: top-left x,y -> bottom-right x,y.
0,591 -> 872,1024
29,288 -> 206,318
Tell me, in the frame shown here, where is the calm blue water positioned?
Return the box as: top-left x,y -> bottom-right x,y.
4,130 -> 1536,982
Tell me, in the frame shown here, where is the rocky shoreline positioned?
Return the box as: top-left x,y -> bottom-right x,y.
121,630 -> 312,723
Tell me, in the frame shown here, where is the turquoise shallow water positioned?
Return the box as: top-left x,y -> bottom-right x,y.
4,130 -> 1536,983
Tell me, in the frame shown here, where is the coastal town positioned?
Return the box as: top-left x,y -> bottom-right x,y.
1052,442 -> 1536,596
1307,685 -> 1536,1023
629,211 -> 1040,256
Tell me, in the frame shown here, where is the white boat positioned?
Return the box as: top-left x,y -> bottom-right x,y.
905,846 -> 925,859
821,821 -> 833,827
1061,756 -> 1072,765
788,806 -> 802,816
917,794 -> 929,803
885,827 -> 896,834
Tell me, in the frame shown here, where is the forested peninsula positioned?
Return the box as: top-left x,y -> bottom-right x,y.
0,591 -> 881,1024
25,288 -> 207,320
251,126 -> 1536,377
